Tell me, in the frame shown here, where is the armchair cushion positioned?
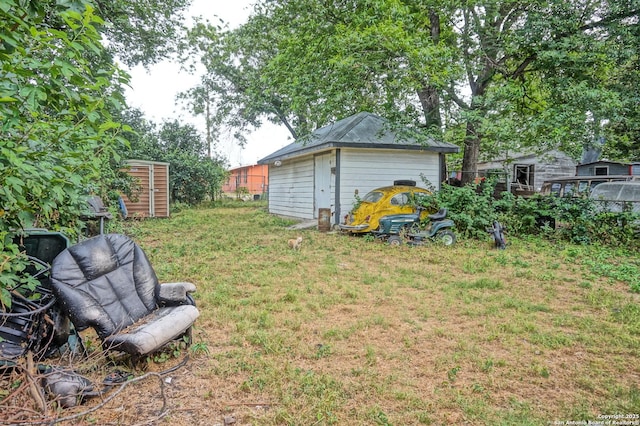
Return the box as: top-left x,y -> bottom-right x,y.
103,305 -> 199,355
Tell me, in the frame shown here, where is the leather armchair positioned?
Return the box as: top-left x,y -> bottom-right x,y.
50,234 -> 199,356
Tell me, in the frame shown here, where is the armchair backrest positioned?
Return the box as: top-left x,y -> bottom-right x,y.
50,234 -> 160,339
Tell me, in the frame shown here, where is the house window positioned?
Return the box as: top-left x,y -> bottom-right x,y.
514,164 -> 535,186
594,166 -> 608,176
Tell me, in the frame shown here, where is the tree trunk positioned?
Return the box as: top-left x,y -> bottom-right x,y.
205,90 -> 212,158
460,78 -> 489,185
461,119 -> 480,185
418,9 -> 442,130
418,86 -> 441,129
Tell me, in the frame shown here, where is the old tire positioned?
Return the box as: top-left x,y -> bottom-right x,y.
388,235 -> 403,246
436,230 -> 456,246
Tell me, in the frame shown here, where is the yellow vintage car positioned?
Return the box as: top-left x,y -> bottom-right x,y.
339,181 -> 431,233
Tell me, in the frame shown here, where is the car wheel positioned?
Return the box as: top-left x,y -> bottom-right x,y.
387,235 -> 403,246
436,230 -> 456,246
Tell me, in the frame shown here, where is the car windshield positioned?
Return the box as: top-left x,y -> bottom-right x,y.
362,191 -> 384,203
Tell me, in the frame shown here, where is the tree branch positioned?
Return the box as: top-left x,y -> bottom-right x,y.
444,85 -> 469,110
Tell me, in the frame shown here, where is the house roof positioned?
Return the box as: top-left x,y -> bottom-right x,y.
477,149 -> 575,166
577,160 -> 630,167
257,112 -> 459,164
227,163 -> 267,173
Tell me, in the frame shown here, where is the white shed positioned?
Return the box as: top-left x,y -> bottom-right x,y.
257,112 -> 459,225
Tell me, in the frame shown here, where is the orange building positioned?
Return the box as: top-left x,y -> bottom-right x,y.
221,164 -> 269,200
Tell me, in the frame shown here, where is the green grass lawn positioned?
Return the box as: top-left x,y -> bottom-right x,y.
52,202 -> 640,424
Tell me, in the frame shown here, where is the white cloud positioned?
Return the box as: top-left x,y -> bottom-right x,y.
123,0 -> 290,168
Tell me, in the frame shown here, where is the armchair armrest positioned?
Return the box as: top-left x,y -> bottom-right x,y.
158,282 -> 197,305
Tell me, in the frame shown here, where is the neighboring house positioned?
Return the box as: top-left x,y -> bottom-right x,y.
476,150 -> 577,193
575,160 -> 633,177
221,164 -> 269,200
257,111 -> 459,225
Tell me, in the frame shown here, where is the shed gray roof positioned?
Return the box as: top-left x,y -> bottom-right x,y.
257,112 -> 459,164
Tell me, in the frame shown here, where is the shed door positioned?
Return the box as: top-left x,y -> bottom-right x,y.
152,163 -> 169,217
122,164 -> 152,218
314,153 -> 331,217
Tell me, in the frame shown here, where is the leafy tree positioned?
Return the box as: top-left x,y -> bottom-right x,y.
158,120 -> 228,204
122,112 -> 228,205
119,108 -> 164,160
91,0 -> 192,67
0,2 -> 130,306
179,15 -> 300,146
184,0 -> 640,180
182,0 -> 457,141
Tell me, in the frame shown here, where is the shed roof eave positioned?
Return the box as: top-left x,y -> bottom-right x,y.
257,141 -> 459,164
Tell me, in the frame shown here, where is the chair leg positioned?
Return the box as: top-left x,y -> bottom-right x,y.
182,327 -> 194,347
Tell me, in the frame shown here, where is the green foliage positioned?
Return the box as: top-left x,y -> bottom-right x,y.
419,181 -> 496,239
183,0 -> 639,183
168,152 -> 227,205
189,341 -> 210,356
92,0 -> 192,67
122,113 -> 228,205
235,186 -> 250,199
419,181 -> 639,251
350,191 -> 363,214
149,337 -> 189,364
0,237 -> 37,308
0,1 -> 130,303
496,194 -> 639,247
571,246 -> 640,293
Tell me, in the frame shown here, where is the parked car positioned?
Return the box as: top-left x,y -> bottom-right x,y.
540,175 -> 639,197
339,180 -> 431,234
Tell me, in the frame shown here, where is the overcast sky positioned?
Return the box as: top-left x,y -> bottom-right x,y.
123,0 -> 290,169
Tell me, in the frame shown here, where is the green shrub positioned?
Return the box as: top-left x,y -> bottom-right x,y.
419,181 -> 495,239
419,180 -> 639,249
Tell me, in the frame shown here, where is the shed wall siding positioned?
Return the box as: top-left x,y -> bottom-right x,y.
338,149 -> 439,220
477,151 -> 577,191
153,163 -> 170,217
268,157 -> 315,219
122,164 -> 151,217
268,149 -> 441,222
121,160 -> 170,218
532,159 -> 576,190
